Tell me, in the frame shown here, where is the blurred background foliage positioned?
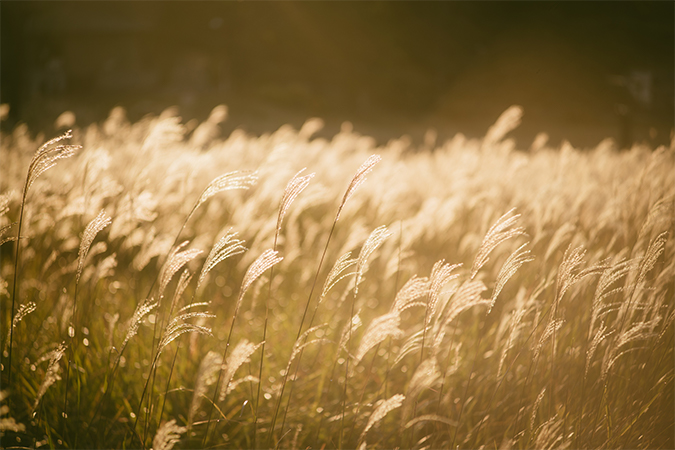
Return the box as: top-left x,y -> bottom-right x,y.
1,1 -> 673,148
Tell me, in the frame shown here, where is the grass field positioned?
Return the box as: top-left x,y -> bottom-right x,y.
1,105 -> 673,449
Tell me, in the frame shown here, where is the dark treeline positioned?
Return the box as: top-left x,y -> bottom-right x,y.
2,1 -> 673,148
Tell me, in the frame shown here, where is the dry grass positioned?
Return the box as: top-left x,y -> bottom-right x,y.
0,106 -> 673,449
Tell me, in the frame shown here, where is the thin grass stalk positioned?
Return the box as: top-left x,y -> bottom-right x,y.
339,280 -> 360,449
381,221 -> 403,402
142,173 -> 255,439
132,346 -> 165,449
64,210 -> 111,446
254,169 -> 312,448
450,318 -> 487,450
143,357 -> 160,444
509,311 -> 554,445
157,336 -> 181,427
205,250 -> 280,446
6,130 -> 79,389
314,349 -> 342,445
268,218 -> 338,446
270,155 -> 380,447
346,341 -> 382,444
202,316 -> 236,446
254,263 -> 276,449
124,175 -> 252,446
476,282 -> 537,437
408,293 -> 431,448
6,160 -> 31,390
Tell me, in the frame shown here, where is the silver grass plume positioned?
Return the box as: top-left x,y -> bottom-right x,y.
336,155 -> 382,220
354,312 -> 402,365
623,231 -> 668,319
189,352 -> 222,426
0,192 -> 15,246
226,375 -> 259,395
635,199 -> 673,251
359,394 -> 405,442
121,298 -> 158,350
8,131 -> 79,386
4,302 -> 36,352
404,414 -> 458,430
95,253 -> 117,280
533,319 -> 564,361
615,315 -> 662,348
498,305 -> 528,377
319,252 -> 357,305
195,171 -> 258,211
585,322 -> 614,379
158,241 -> 203,301
26,130 -> 81,192
589,259 -> 636,339
218,339 -> 263,401
0,222 -> 16,246
392,276 -> 430,313
471,208 -> 525,279
197,231 -> 246,292
394,327 -> 428,367
532,415 -> 566,450
338,313 -> 362,356
553,245 -> 607,324
0,391 -> 25,432
141,115 -> 185,152
0,191 -> 11,217
432,280 -> 488,350
276,168 -> 315,243
234,250 -> 283,318
168,269 -> 193,320
152,419 -> 186,450
158,308 -> 214,356
76,210 -> 112,284
602,315 -> 661,380
529,387 -> 547,433
427,261 -> 462,324
32,342 -> 67,412
483,105 -> 523,148
354,225 -> 391,295
555,245 -> 587,304
490,243 -> 534,312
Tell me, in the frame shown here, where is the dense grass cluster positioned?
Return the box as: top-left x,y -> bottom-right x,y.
1,106 -> 673,449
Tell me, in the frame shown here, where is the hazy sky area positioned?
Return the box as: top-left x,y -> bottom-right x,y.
2,1 -> 673,148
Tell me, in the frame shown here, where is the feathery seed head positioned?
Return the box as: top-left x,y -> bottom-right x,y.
337,154 -> 382,220
197,231 -> 246,291
235,250 -> 283,318
359,394 -> 405,442
276,169 -> 315,241
428,261 -> 463,323
121,298 -> 158,350
159,241 -> 203,300
27,130 -> 80,192
490,243 -> 534,312
393,276 -> 430,313
152,419 -> 187,450
354,312 -> 402,365
196,171 -> 258,210
471,208 -> 525,279
77,210 -> 112,282
219,339 -> 263,401
320,252 -> 358,304
32,342 -> 67,412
